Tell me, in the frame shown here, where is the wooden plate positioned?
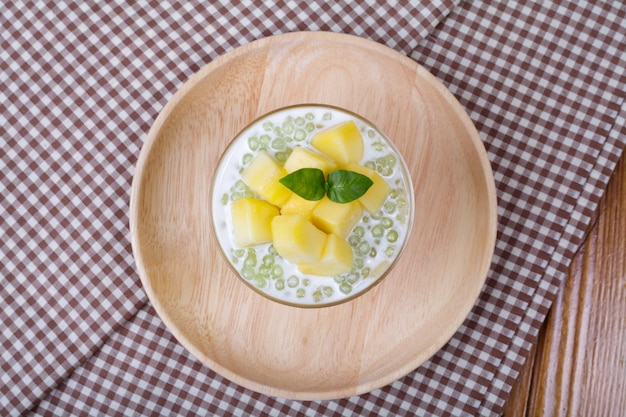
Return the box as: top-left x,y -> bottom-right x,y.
130,32 -> 497,400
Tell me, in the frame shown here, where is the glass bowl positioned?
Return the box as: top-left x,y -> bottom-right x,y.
210,104 -> 414,307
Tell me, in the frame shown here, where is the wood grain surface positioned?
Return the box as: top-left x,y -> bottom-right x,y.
504,152 -> 626,416
129,32 -> 497,400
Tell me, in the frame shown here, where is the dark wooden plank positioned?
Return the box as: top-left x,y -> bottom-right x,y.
504,153 -> 626,416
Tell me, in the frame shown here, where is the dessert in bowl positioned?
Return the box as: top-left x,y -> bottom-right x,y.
211,104 -> 414,307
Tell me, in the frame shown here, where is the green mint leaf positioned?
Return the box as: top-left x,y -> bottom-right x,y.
279,168 -> 326,201
327,170 -> 373,203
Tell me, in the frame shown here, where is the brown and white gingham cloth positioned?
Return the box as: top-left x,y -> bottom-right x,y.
1,1 -> 625,416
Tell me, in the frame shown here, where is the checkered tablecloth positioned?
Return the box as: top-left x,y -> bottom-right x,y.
2,1 -> 625,415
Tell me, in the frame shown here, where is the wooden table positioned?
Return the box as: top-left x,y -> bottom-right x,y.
504,152 -> 626,415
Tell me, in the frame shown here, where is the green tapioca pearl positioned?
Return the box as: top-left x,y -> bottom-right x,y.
262,121 -> 273,131
254,276 -> 267,288
287,276 -> 299,288
323,286 -> 333,297
296,288 -> 305,298
248,136 -> 259,150
303,278 -> 310,287
385,153 -> 397,167
234,249 -> 245,257
383,200 -> 396,214
258,265 -> 270,277
352,257 -> 364,270
348,235 -> 361,247
241,267 -> 255,280
369,248 -> 377,257
322,112 -> 332,120
262,255 -> 275,266
282,118 -> 294,134
275,151 -> 288,162
353,226 -> 365,237
232,180 -> 248,192
313,290 -> 323,302
364,161 -> 376,171
385,246 -> 395,257
295,117 -> 305,126
357,241 -> 370,256
362,267 -> 370,277
271,138 -> 286,150
230,192 -> 242,201
305,122 -> 315,132
381,217 -> 394,228
242,153 -> 253,165
387,230 -> 399,243
259,134 -> 271,147
244,255 -> 257,267
294,128 -> 306,141
339,282 -> 352,294
305,112 -> 314,120
346,273 -> 359,284
396,187 -> 407,197
271,264 -> 283,278
221,193 -> 229,205
367,129 -> 376,139
371,224 -> 384,238
275,279 -> 285,291
377,165 -> 393,176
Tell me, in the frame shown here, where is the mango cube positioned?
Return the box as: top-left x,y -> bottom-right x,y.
311,120 -> 364,165
345,163 -> 391,213
310,197 -> 362,238
283,146 -> 337,177
271,214 -> 326,263
231,198 -> 279,247
241,151 -> 292,207
298,233 -> 353,276
280,193 -> 320,220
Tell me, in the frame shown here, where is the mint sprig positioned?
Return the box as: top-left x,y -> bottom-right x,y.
278,168 -> 326,201
279,168 -> 373,204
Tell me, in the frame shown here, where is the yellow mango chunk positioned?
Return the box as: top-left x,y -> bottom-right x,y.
345,163 -> 391,213
310,196 -> 362,238
283,146 -> 338,177
231,198 -> 279,247
271,214 -> 326,263
241,151 -> 292,207
280,193 -> 320,220
298,233 -> 353,276
311,120 -> 364,165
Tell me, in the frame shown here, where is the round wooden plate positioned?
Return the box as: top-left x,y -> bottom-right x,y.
130,32 -> 497,400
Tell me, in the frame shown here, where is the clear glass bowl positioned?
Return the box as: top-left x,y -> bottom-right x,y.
211,104 -> 414,307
